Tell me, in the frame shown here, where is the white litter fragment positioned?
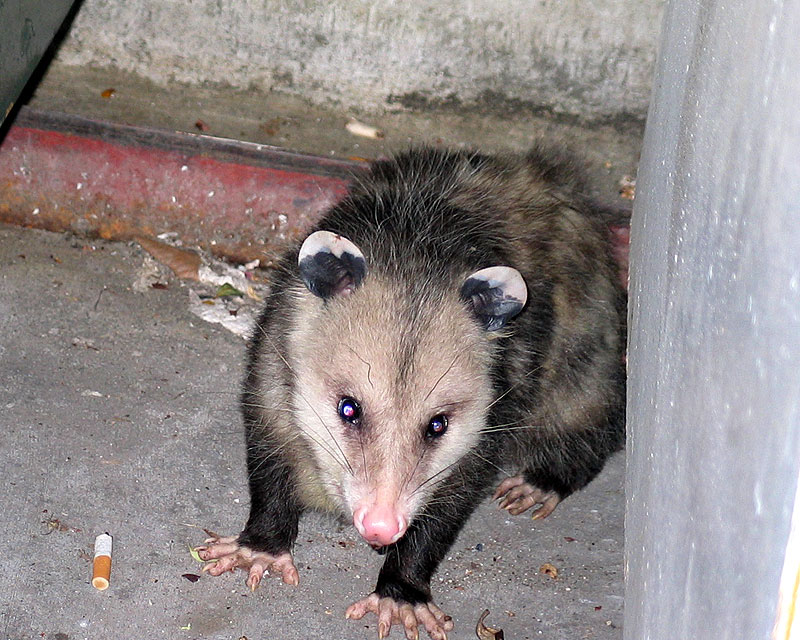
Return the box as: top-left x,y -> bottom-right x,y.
242,259 -> 260,271
187,291 -> 257,339
157,231 -> 181,244
345,119 -> 384,140
196,265 -> 257,298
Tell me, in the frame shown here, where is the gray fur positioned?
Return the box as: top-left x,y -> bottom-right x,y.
238,144 -> 626,619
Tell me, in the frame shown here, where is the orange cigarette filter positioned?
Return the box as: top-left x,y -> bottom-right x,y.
92,533 -> 112,590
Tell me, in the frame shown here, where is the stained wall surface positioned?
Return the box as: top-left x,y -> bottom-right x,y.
50,0 -> 664,122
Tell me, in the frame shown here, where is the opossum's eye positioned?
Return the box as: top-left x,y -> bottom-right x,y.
338,397 -> 362,424
426,414 -> 448,439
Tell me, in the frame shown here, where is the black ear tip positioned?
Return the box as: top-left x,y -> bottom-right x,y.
461,266 -> 527,331
298,230 -> 367,299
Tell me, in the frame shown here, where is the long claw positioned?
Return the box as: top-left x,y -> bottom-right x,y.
194,533 -> 299,589
345,593 -> 452,640
494,475 -> 562,519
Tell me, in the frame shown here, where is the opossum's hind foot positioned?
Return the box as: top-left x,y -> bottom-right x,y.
345,592 -> 454,640
195,534 -> 299,589
493,475 -> 561,519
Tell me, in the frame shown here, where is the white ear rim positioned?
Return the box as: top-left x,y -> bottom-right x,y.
298,230 -> 364,265
467,266 -> 528,308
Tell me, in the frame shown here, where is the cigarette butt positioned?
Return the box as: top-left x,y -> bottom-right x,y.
345,120 -> 384,140
92,533 -> 112,590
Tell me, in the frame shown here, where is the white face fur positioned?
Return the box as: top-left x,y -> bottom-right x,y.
286,275 -> 496,528
287,230 -> 526,543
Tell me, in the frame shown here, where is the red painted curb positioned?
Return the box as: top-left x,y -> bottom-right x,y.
0,108 -> 361,263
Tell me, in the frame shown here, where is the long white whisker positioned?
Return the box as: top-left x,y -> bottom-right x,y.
254,323 -> 355,476
412,457 -> 462,495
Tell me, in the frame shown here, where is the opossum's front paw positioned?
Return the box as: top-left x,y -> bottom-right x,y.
195,534 -> 299,590
493,475 -> 561,519
345,592 -> 454,640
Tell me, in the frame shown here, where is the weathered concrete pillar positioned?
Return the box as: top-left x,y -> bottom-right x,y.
626,1 -> 800,638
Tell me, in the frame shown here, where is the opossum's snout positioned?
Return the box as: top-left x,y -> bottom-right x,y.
353,502 -> 408,547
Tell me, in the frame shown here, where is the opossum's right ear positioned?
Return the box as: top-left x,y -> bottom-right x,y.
298,230 -> 367,298
461,266 -> 528,332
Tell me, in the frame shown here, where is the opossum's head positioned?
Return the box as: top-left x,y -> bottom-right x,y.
288,231 -> 527,547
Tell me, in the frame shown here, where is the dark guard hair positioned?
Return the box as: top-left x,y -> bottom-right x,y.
228,144 -> 625,636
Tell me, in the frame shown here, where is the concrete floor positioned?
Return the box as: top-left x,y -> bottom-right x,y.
0,222 -> 624,640
4,58 -> 633,638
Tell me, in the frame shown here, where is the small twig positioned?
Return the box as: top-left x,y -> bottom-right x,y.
93,286 -> 108,311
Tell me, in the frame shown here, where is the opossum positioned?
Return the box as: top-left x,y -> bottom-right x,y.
197,145 -> 626,640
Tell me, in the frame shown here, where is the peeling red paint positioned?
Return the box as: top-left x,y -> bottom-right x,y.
0,111 -> 357,263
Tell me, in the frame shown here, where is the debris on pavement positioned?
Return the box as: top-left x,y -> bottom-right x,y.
133,235 -> 270,338
618,175 -> 636,200
92,533 -> 113,591
41,515 -> 82,535
136,235 -> 201,280
187,290 -> 260,338
188,546 -> 204,563
476,609 -> 504,640
345,119 -> 384,140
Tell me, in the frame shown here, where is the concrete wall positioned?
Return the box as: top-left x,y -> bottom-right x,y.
626,0 -> 800,637
52,0 -> 664,122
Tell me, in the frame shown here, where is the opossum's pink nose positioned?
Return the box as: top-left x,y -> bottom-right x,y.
354,504 -> 407,546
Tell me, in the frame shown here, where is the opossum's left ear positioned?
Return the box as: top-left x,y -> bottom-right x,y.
298,230 -> 367,298
461,266 -> 528,331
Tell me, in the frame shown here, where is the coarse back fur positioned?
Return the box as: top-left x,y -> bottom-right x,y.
202,144 -> 631,640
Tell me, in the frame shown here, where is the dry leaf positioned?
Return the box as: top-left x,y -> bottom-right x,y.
476,609 -> 504,640
188,546 -> 204,562
136,236 -> 201,280
195,119 -> 209,132
260,117 -> 282,136
216,283 -> 244,298
540,563 -> 558,579
101,88 -> 116,99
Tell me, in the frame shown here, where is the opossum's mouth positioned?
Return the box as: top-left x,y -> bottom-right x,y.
370,543 -> 391,555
